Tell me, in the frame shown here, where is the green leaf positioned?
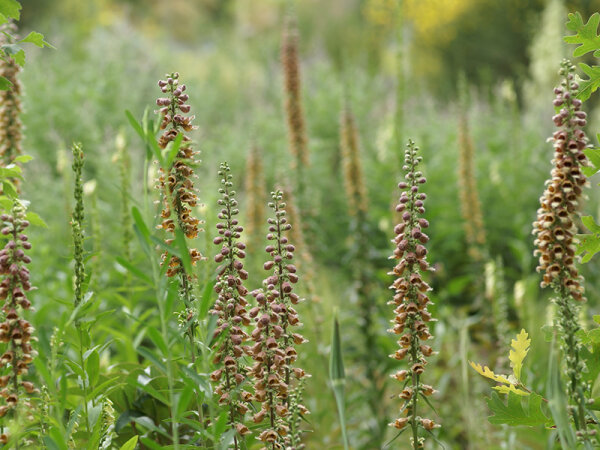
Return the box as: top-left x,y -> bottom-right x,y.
576,233 -> 600,263
85,350 -> 100,387
582,216 -> 600,233
486,391 -> 549,427
174,228 -> 192,275
469,361 -> 512,385
492,384 -> 530,396
12,48 -> 24,66
577,63 -> 600,101
13,154 -> 33,164
565,13 -> 600,57
115,409 -> 144,432
137,346 -> 167,374
0,0 -> 21,20
146,327 -> 168,356
547,335 -> 577,448
19,31 -> 54,49
329,315 -> 349,450
509,329 -> 531,382
329,315 -> 345,382
115,256 -> 153,286
2,180 -> 16,198
119,436 -> 139,450
164,132 -> 183,169
585,147 -> 600,170
198,280 -> 215,320
135,379 -> 170,405
132,206 -> 152,255
25,211 -> 47,228
0,76 -> 11,90
175,383 -> 195,419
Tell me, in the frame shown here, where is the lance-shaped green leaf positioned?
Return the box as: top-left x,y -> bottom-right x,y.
329,315 -> 349,450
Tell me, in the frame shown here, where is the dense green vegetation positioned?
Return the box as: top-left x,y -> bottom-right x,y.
0,0 -> 600,448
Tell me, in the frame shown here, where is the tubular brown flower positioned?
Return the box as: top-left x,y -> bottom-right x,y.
0,23 -> 23,192
0,201 -> 37,440
532,60 -> 591,439
155,72 -> 203,278
248,190 -> 309,448
210,163 -> 252,448
389,140 -> 438,448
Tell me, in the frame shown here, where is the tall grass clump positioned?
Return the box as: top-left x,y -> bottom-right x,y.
532,60 -> 591,441
210,163 -> 252,447
281,15 -> 309,198
389,140 -> 439,448
155,72 -> 203,358
248,190 -> 310,448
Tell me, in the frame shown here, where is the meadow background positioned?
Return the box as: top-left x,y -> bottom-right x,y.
11,0 -> 600,448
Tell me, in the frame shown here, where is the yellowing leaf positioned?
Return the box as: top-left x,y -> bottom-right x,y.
469,361 -> 511,385
493,385 -> 530,396
509,329 -> 531,382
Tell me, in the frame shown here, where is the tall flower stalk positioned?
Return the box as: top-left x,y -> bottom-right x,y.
244,144 -> 266,252
389,140 -> 439,448
457,107 -> 486,262
0,22 -> 23,184
340,105 -> 368,218
532,60 -> 591,440
248,190 -> 309,448
155,72 -> 203,359
281,16 -> 309,198
210,163 -> 252,448
0,201 -> 36,447
70,143 -> 92,436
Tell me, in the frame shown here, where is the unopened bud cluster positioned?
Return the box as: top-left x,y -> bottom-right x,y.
533,60 -> 589,301
0,202 -> 37,442
388,141 -> 439,440
247,191 -> 309,447
155,73 -> 203,277
210,164 -> 252,440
